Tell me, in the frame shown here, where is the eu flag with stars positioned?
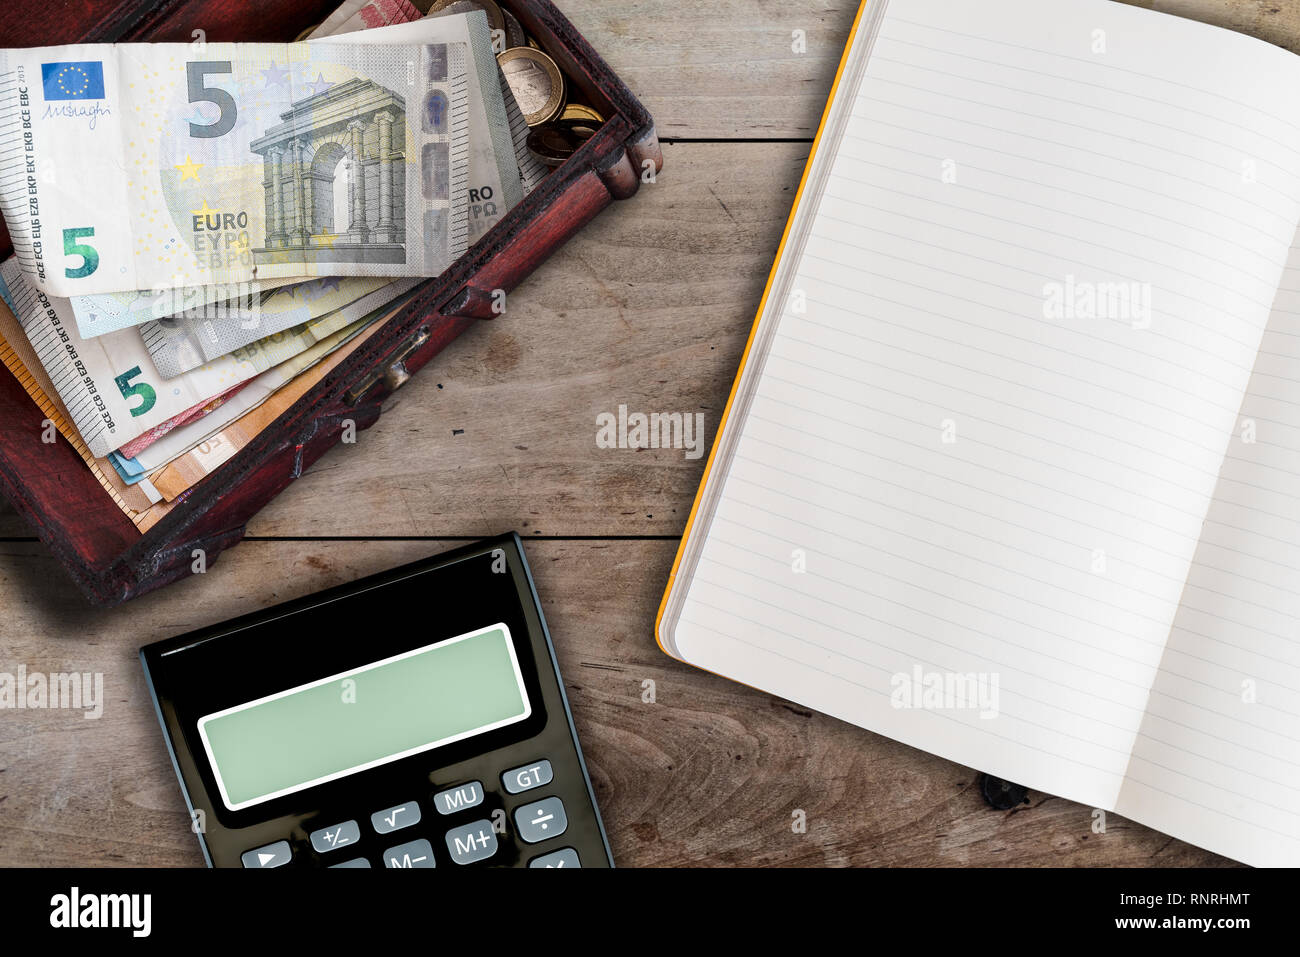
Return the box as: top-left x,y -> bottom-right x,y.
41,62 -> 105,101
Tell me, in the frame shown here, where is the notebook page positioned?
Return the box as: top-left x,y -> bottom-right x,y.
664,0 -> 1300,817
1118,230 -> 1300,867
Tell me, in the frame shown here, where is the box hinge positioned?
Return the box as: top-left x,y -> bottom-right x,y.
345,324 -> 431,405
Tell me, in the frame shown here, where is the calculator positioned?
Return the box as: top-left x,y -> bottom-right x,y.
140,533 -> 613,869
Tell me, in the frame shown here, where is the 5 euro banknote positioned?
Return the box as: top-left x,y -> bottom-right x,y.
0,36 -> 471,297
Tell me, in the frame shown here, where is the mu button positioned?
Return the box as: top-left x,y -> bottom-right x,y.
433,781 -> 484,816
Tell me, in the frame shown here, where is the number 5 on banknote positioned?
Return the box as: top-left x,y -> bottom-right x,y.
63,227 -> 99,279
114,366 -> 157,418
187,61 -> 238,138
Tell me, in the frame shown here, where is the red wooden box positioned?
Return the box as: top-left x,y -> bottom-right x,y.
0,0 -> 661,604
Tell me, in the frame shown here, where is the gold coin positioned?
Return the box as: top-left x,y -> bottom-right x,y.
498,47 -> 565,126
561,103 -> 604,125
527,118 -> 600,165
294,23 -> 319,41
527,127 -> 577,167
527,120 -> 597,167
428,0 -> 506,33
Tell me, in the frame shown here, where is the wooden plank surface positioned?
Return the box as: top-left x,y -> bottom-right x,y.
1,0 -> 1285,866
0,539 -> 1229,866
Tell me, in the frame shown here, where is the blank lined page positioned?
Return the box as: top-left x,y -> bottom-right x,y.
666,0 -> 1300,828
1119,229 -> 1300,867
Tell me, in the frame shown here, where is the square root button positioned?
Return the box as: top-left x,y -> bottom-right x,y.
371,801 -> 421,834
514,797 -> 567,844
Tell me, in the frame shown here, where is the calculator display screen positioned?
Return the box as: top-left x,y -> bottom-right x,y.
196,623 -> 531,811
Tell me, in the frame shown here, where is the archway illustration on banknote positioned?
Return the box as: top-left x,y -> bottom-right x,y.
249,77 -> 407,264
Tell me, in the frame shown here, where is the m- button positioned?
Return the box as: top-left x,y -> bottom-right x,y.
502,759 -> 553,794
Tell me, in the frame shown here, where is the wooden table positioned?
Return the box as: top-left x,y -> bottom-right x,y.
0,0 -> 1284,867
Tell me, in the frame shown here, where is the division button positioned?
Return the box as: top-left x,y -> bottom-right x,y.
514,797 -> 568,844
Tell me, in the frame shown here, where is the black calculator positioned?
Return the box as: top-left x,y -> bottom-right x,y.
140,533 -> 612,869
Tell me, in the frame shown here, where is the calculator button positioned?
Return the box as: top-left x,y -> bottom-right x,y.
371,801 -> 421,834
514,797 -> 568,843
502,759 -> 553,794
529,847 -> 580,868
433,781 -> 484,815
382,839 -> 436,868
240,840 -> 292,869
310,820 -> 361,853
329,858 -> 372,868
444,819 -> 498,865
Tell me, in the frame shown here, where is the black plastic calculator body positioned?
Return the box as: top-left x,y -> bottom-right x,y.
140,533 -> 613,869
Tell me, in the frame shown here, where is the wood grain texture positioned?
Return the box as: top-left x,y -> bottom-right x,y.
1,0 -> 1289,865
0,539 -> 1233,866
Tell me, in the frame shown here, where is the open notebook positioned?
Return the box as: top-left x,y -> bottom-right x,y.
657,0 -> 1300,867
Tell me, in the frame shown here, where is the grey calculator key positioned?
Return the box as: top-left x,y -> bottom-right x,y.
383,839 -> 436,868
433,780 -> 484,815
514,797 -> 568,844
444,819 -> 498,865
502,759 -> 553,794
329,857 -> 372,868
529,847 -> 580,868
371,801 -> 421,834
310,819 -> 361,853
241,840 -> 291,869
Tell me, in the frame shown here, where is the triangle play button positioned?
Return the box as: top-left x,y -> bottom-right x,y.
241,841 -> 290,868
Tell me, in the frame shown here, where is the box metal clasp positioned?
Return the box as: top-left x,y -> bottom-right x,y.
345,325 -> 432,405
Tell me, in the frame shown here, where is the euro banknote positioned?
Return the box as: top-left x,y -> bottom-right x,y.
68,275 -> 307,339
107,309 -> 390,487
0,301 -> 159,519
139,274 -> 401,376
310,11 -> 524,243
322,3 -> 549,199
53,12 -> 524,332
127,292 -> 414,500
0,35 -> 471,296
312,0 -> 422,41
0,255 -> 397,457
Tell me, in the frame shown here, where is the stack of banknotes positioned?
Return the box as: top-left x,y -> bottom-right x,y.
0,0 -> 550,532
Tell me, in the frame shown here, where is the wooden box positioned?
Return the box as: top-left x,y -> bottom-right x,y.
0,0 -> 661,604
